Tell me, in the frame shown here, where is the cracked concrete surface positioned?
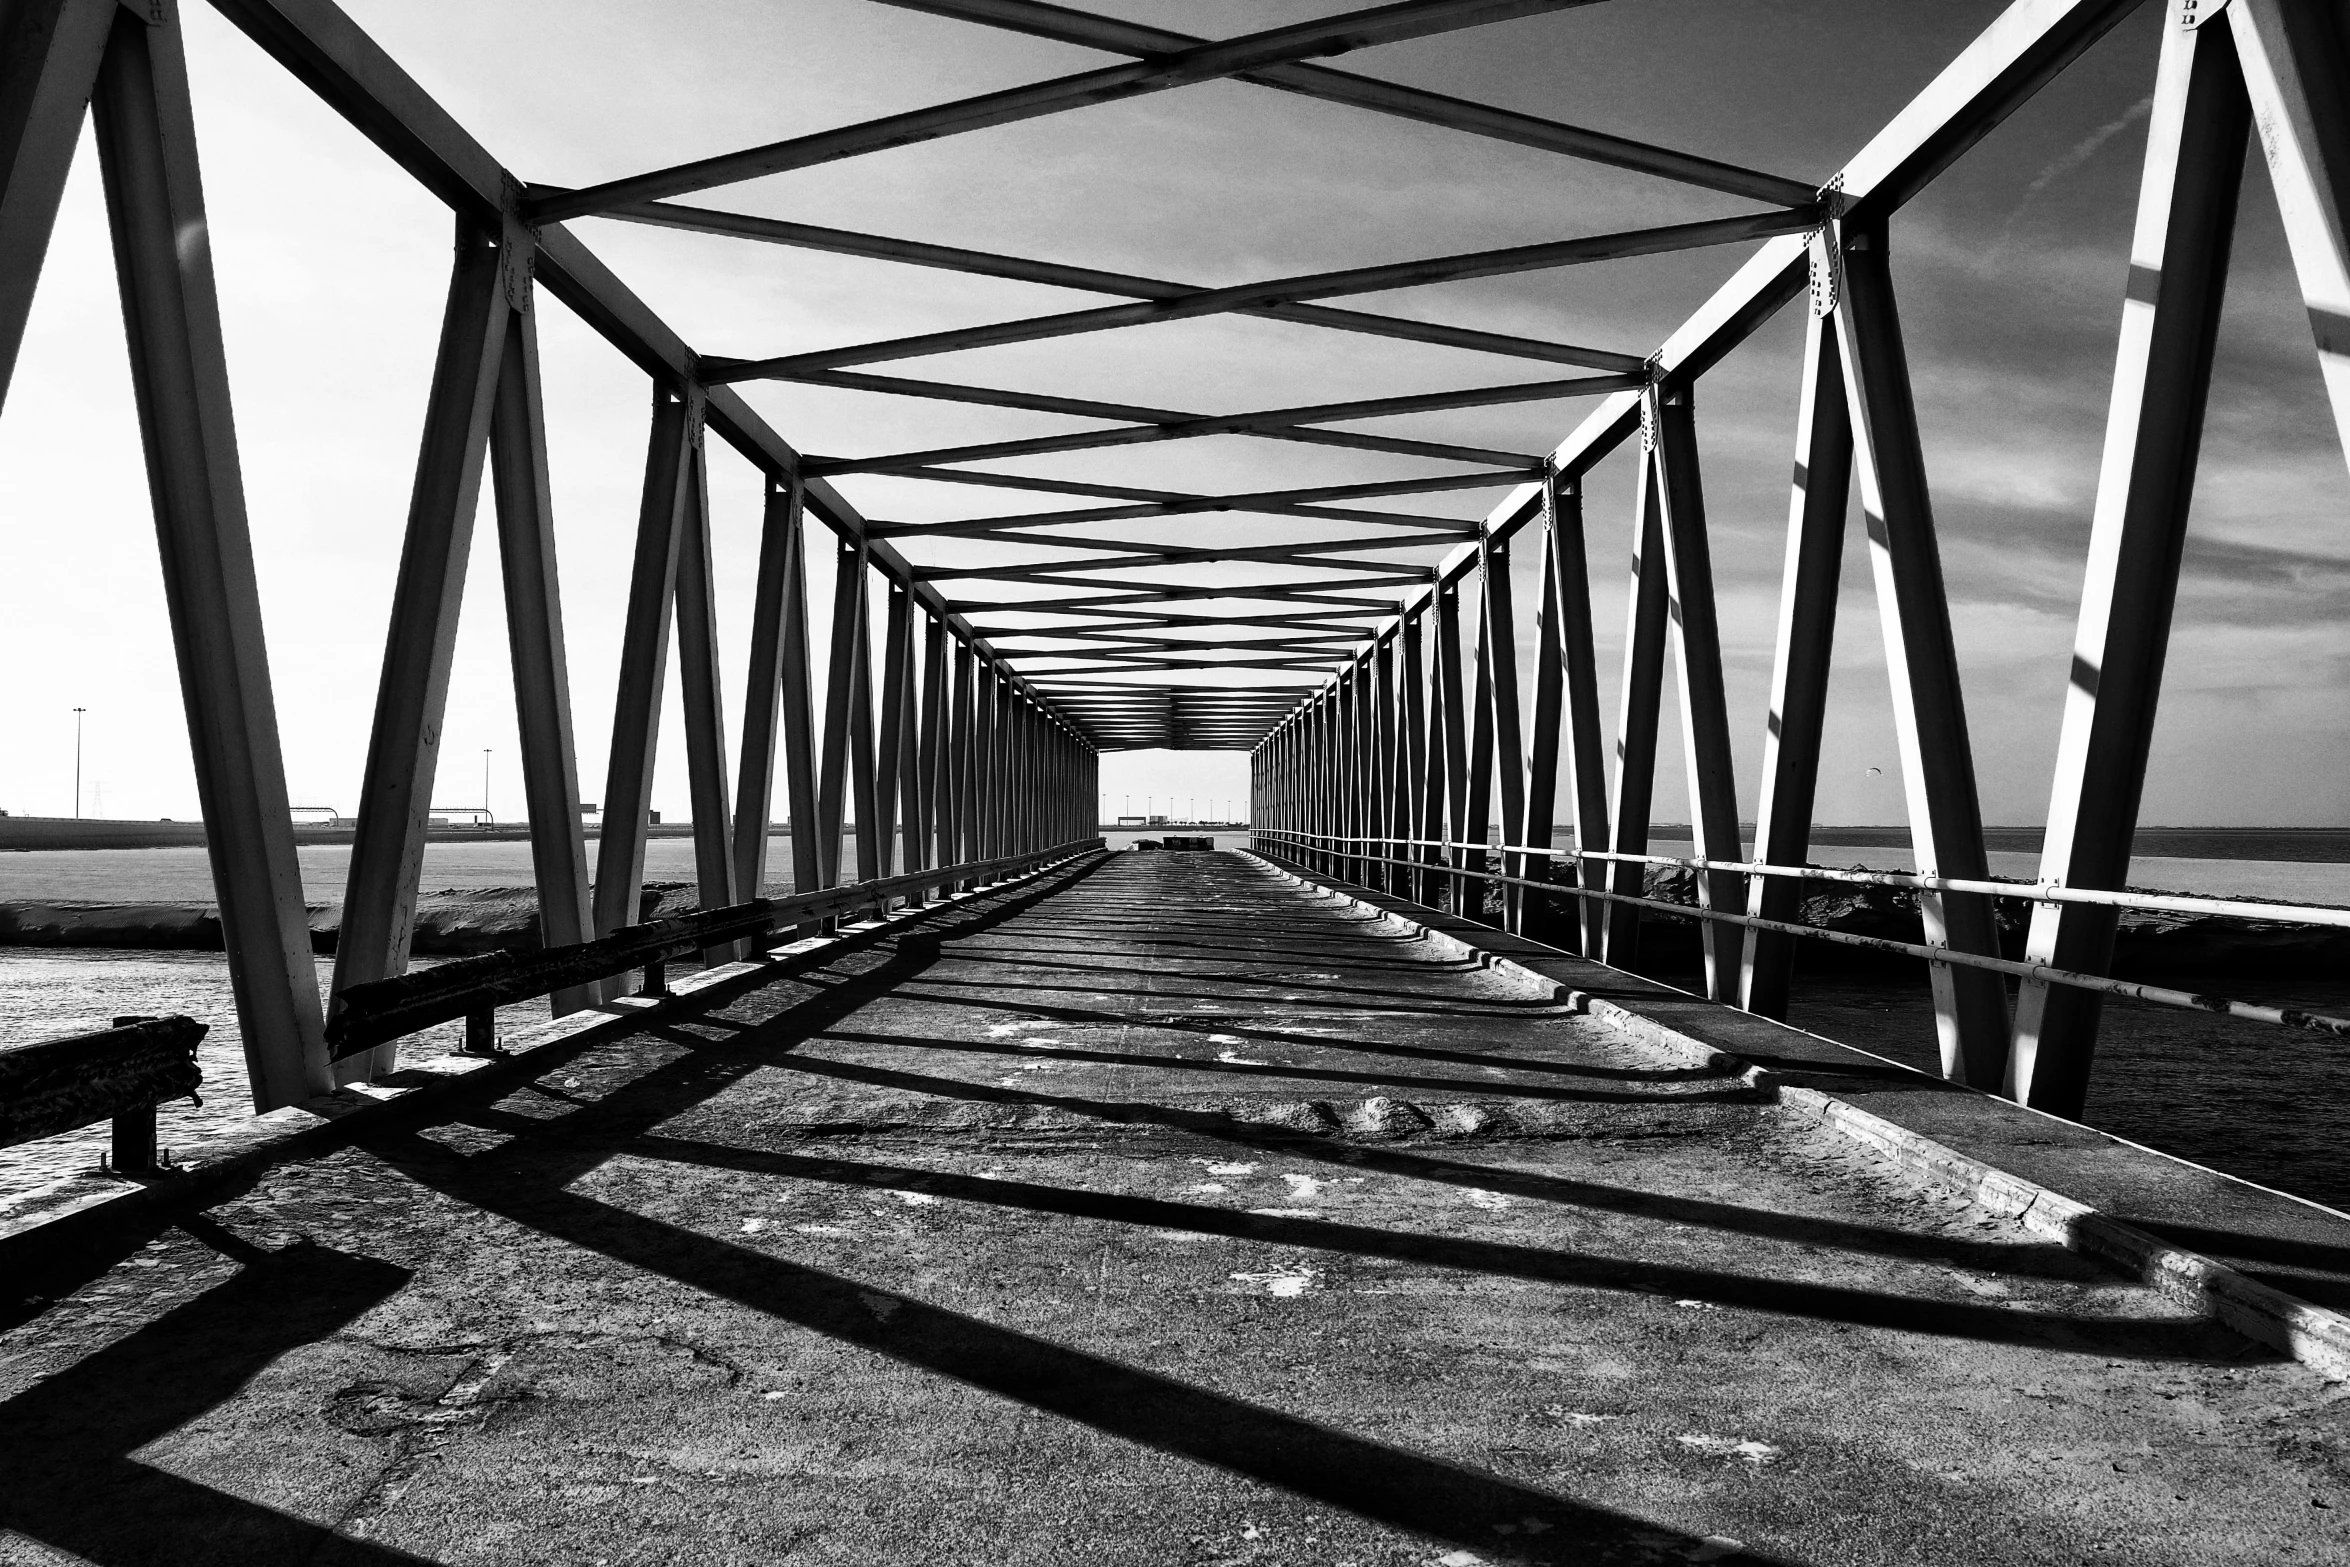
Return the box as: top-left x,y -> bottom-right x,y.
3,852 -> 2348,1566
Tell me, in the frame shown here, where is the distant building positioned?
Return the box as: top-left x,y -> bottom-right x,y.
427,806 -> 494,829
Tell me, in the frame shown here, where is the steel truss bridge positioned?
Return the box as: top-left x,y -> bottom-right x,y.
4,0 -> 2348,1132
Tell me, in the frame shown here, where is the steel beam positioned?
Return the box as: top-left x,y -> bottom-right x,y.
91,1 -> 329,1109
2011,8 -> 2249,1115
1649,387 -> 1746,1003
1601,456 -> 1670,969
874,579 -> 916,882
608,202 -> 1648,375
822,380 -> 1616,474
916,610 -> 948,888
733,478 -> 796,902
200,0 -> 1084,736
530,0 -> 1595,222
816,535 -> 869,891
1462,576 -> 1496,921
332,215 -> 514,1067
0,0 -> 114,398
868,0 -> 1815,205
1480,533 -> 1528,930
592,388 -> 697,940
863,462 -> 1508,516
2228,0 -> 2350,468
487,291 -> 595,1013
716,215 -> 1812,381
1432,581 -> 1472,912
1833,220 -> 2008,1089
1320,0 -> 2149,661
1741,299 -> 1854,1019
674,434 -> 738,930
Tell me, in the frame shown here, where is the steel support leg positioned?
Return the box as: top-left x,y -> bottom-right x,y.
91,2 -> 327,1108
1650,387 -> 1746,1003
816,536 -> 868,891
1602,456 -> 1670,970
1434,582 -> 1471,913
488,297 -> 595,1011
1481,534 -> 1528,931
332,214 -> 514,1075
674,436 -> 737,930
593,388 -> 697,941
2012,13 -> 2249,1114
1834,221 -> 2010,1089
1742,298 -> 1854,1019
873,580 -> 914,884
732,478 -> 794,901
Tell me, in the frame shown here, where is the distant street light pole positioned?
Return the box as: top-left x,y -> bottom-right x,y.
71,707 -> 85,819
482,749 -> 492,820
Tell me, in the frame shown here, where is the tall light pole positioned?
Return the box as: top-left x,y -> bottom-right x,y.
71,707 -> 85,819
482,749 -> 492,821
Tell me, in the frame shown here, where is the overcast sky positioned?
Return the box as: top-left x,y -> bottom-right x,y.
2,0 -> 2344,834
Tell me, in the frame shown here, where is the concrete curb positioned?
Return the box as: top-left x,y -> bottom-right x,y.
1244,850 -> 2350,1382
0,851 -> 1105,1258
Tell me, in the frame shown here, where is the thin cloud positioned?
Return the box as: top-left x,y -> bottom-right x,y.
1985,93 -> 2155,259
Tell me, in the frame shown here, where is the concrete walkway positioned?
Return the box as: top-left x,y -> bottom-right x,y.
3,851 -> 2347,1566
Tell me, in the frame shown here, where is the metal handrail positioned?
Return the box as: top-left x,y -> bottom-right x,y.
1251,830 -> 2350,1040
328,839 -> 1106,1060
1279,830 -> 2350,931
0,1015 -> 206,1174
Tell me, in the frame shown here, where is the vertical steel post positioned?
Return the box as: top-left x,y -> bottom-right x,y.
592,388 -> 696,942
1339,665 -> 1363,881
1833,219 -> 2010,1089
1481,533 -> 1528,932
1742,297 -> 1855,1019
1408,612 -> 1443,906
1371,633 -> 1397,893
847,573 -> 881,887
913,611 -> 946,897
1650,385 -> 1747,1004
732,478 -> 795,902
1463,575 -> 1497,925
952,638 -> 977,883
673,434 -> 737,930
332,214 -> 513,1069
973,660 -> 999,861
873,580 -> 913,885
1433,582 -> 1470,913
1602,452 -> 1670,969
778,483 -> 823,920
815,534 -> 867,891
487,291 -> 595,1010
88,2 -> 327,1108
2012,10 -> 2250,1114
1523,469 -> 1611,954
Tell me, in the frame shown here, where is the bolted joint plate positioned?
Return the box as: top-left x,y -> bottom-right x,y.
1808,177 -> 1848,319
